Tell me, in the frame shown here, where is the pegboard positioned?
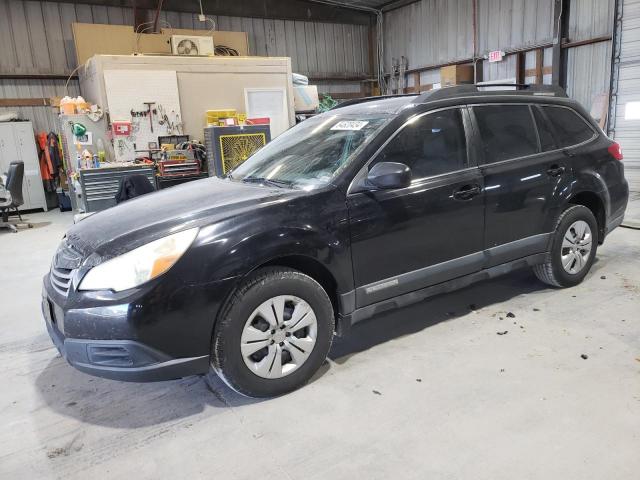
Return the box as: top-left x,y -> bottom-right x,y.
103,69 -> 182,162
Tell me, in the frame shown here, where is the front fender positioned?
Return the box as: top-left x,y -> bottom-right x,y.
183,187 -> 353,295
228,226 -> 353,293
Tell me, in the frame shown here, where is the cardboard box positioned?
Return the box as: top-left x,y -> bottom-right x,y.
137,33 -> 171,54
440,65 -> 474,87
72,24 -> 135,65
72,23 -> 249,66
293,85 -> 319,112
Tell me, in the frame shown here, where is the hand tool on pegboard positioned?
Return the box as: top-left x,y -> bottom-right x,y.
143,102 -> 156,133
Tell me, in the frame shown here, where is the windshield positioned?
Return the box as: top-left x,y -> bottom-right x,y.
228,113 -> 390,189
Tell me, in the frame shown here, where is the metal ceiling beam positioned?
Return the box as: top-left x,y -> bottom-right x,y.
152,0 -> 165,32
379,0 -> 420,13
37,0 -> 373,24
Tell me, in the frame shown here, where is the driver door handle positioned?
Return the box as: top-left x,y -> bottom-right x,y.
453,184 -> 481,200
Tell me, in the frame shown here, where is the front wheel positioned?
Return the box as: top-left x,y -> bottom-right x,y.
533,205 -> 598,288
210,267 -> 334,398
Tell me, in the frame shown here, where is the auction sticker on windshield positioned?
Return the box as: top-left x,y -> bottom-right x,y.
330,120 -> 369,131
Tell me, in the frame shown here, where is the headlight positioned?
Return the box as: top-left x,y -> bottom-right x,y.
79,228 -> 199,292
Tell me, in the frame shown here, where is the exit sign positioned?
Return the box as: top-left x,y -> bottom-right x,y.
488,50 -> 504,63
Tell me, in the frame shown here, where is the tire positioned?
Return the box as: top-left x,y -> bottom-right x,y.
210,267 -> 334,398
533,205 -> 598,288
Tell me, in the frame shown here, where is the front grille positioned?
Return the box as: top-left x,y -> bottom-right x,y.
50,267 -> 73,296
50,237 -> 84,297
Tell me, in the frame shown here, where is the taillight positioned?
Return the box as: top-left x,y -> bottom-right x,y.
608,142 -> 623,161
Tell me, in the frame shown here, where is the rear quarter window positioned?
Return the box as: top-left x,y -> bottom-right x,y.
540,106 -> 595,148
532,107 -> 557,152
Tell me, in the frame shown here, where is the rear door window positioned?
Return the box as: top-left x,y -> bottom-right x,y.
532,107 -> 557,152
540,106 -> 595,147
473,105 -> 539,162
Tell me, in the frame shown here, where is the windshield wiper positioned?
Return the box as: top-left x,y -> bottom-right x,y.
241,177 -> 294,189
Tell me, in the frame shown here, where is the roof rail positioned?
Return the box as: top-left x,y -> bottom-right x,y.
416,83 -> 567,103
330,93 -> 417,110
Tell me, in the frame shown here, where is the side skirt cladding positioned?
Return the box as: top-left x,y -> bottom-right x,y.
337,252 -> 547,334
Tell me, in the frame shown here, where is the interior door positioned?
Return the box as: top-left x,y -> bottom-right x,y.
347,107 -> 485,308
471,104 -> 571,266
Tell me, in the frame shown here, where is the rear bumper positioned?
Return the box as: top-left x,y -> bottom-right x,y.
606,210 -> 625,236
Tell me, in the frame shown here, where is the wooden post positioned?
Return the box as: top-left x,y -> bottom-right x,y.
412,72 -> 420,93
515,51 -> 525,85
535,49 -> 544,84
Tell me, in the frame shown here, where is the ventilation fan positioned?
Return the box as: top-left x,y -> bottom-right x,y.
204,125 -> 271,177
218,133 -> 267,172
170,35 -> 215,56
177,39 -> 198,55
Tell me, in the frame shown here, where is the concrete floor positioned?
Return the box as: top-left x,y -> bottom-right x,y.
1,208 -> 639,480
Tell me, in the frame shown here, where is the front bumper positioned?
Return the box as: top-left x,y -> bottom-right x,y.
42,294 -> 209,381
41,269 -> 237,382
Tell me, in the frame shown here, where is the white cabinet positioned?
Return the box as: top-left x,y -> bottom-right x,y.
0,121 -> 47,212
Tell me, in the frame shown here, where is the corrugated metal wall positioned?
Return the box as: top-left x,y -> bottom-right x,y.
383,0 -> 614,111
564,0 -> 615,110
477,0 -> 554,82
383,0 -> 553,71
565,41 -> 613,109
0,79 -> 80,133
0,0 -> 371,132
568,0 -> 615,41
477,0 -> 554,52
156,11 -> 370,77
383,0 -> 473,71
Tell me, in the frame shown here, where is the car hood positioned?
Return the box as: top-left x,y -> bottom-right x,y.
66,177 -> 293,261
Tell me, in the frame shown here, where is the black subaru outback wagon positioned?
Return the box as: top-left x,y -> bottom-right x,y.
43,85 -> 628,397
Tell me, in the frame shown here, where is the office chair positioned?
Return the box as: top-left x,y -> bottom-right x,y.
0,161 -> 33,233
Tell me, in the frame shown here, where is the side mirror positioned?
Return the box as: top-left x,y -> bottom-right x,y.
366,162 -> 411,190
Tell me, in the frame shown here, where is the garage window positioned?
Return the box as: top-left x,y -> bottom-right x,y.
540,106 -> 595,148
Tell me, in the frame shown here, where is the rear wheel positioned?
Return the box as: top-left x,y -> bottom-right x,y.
210,267 -> 334,398
533,205 -> 598,287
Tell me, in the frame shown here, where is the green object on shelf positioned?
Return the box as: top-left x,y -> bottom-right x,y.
71,122 -> 87,137
318,95 -> 338,113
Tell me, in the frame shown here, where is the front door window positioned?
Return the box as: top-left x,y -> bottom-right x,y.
374,108 -> 468,180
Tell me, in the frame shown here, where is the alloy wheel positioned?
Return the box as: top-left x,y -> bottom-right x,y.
240,295 -> 318,379
561,220 -> 592,274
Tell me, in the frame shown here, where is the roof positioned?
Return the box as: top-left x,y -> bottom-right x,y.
416,84 -> 568,102
332,84 -> 569,114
